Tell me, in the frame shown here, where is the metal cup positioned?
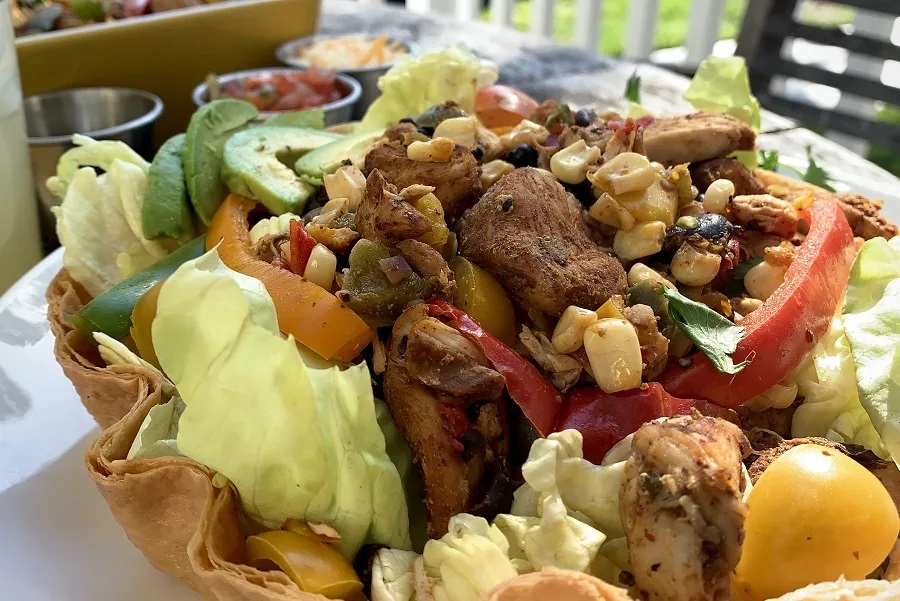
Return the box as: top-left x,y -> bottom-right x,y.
23,87 -> 163,249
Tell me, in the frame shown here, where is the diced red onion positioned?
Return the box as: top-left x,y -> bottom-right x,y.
379,255 -> 413,284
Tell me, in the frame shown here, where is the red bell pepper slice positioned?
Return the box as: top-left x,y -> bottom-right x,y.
429,298 -> 563,435
289,219 -> 317,276
556,383 -> 738,463
427,298 -> 734,461
657,198 -> 856,408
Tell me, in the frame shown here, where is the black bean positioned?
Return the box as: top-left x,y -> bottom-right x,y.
575,107 -> 597,127
504,143 -> 539,168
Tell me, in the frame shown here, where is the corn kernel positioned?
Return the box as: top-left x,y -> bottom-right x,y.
583,319 -> 643,394
595,296 -> 625,320
627,263 -> 675,289
303,244 -> 338,290
480,160 -> 515,189
414,192 -> 449,250
433,116 -> 478,148
407,137 -> 455,162
615,179 -> 679,226
551,305 -> 599,354
613,221 -> 666,261
744,260 -> 787,301
670,243 -> 722,286
550,139 -> 602,184
589,193 -> 636,231
591,151 -> 655,195
499,119 -> 549,149
323,165 -> 366,211
703,179 -> 735,215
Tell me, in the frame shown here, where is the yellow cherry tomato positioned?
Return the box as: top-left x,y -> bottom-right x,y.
734,444 -> 899,601
245,529 -> 362,599
450,256 -> 517,345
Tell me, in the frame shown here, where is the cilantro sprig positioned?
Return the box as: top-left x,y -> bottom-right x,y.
660,286 -> 750,375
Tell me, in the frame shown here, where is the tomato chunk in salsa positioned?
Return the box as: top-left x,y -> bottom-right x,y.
221,70 -> 345,112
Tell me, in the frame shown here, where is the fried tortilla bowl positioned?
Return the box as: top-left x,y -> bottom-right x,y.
46,167 -> 900,601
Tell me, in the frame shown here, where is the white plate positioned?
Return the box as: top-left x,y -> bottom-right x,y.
1,173 -> 898,600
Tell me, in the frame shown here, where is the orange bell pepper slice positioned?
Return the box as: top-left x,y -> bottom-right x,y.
206,195 -> 373,362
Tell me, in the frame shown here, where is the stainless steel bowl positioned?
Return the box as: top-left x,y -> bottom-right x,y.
275,34 -> 416,120
191,68 -> 362,125
23,87 -> 163,248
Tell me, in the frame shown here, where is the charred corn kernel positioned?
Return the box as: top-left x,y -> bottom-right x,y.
616,179 -> 679,226
589,192 -> 636,231
731,296 -> 763,317
551,305 -> 599,353
414,192 -> 449,249
550,139 -> 602,184
651,161 -> 666,175
315,197 -> 349,223
480,160 -> 515,189
303,244 -> 337,290
670,243 -> 722,286
591,151 -> 655,195
499,119 -> 549,149
595,296 -> 625,320
627,263 -> 675,289
323,165 -> 366,211
433,116 -> 478,148
613,220 -> 666,261
407,137 -> 455,162
583,319 -> 643,394
249,213 -> 301,244
703,178 -> 735,215
744,260 -> 787,301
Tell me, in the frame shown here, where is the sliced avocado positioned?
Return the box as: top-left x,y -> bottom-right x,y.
294,130 -> 385,186
184,99 -> 258,225
221,126 -> 342,215
264,109 -> 326,130
142,134 -> 195,243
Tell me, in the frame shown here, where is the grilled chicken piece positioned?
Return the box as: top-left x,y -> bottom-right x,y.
621,415 -> 750,601
476,123 -> 506,163
753,169 -> 898,240
730,194 -> 799,238
643,112 -> 755,166
365,138 -> 482,219
458,168 -> 627,316
691,157 -> 767,196
396,239 -> 455,296
356,170 -> 433,246
558,124 -> 615,153
384,306 -> 510,538
623,304 -> 669,381
519,326 -> 582,391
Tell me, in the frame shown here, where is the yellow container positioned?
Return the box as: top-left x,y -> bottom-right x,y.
15,0 -> 323,145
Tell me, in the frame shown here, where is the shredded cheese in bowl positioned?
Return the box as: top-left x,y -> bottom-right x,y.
295,34 -> 409,69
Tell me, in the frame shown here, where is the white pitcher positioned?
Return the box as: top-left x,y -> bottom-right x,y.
0,3 -> 41,294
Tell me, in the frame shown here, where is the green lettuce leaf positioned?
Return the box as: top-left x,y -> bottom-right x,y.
791,316 -> 887,457
358,47 -> 498,132
842,237 -> 900,466
684,56 -> 761,169
50,137 -> 171,296
126,396 -> 186,461
152,248 -> 411,557
374,430 -> 629,600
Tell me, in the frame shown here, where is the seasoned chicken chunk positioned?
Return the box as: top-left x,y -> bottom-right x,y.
730,194 -> 799,238
691,157 -> 767,196
458,168 -> 627,316
365,138 -> 482,219
621,415 -> 749,601
643,112 -> 755,166
356,170 -> 433,246
753,168 -> 898,240
384,306 -> 511,538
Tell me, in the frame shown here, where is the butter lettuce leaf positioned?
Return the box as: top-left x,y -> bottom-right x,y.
684,56 -> 761,169
791,317 -> 887,457
127,396 -> 186,461
152,248 -> 411,557
358,47 -> 498,132
843,237 -> 900,467
51,141 -> 170,296
371,548 -> 419,601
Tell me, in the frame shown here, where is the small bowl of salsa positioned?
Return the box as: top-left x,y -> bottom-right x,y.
191,68 -> 362,125
276,33 -> 415,119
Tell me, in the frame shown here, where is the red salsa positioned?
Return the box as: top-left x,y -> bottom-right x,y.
221,70 -> 345,112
